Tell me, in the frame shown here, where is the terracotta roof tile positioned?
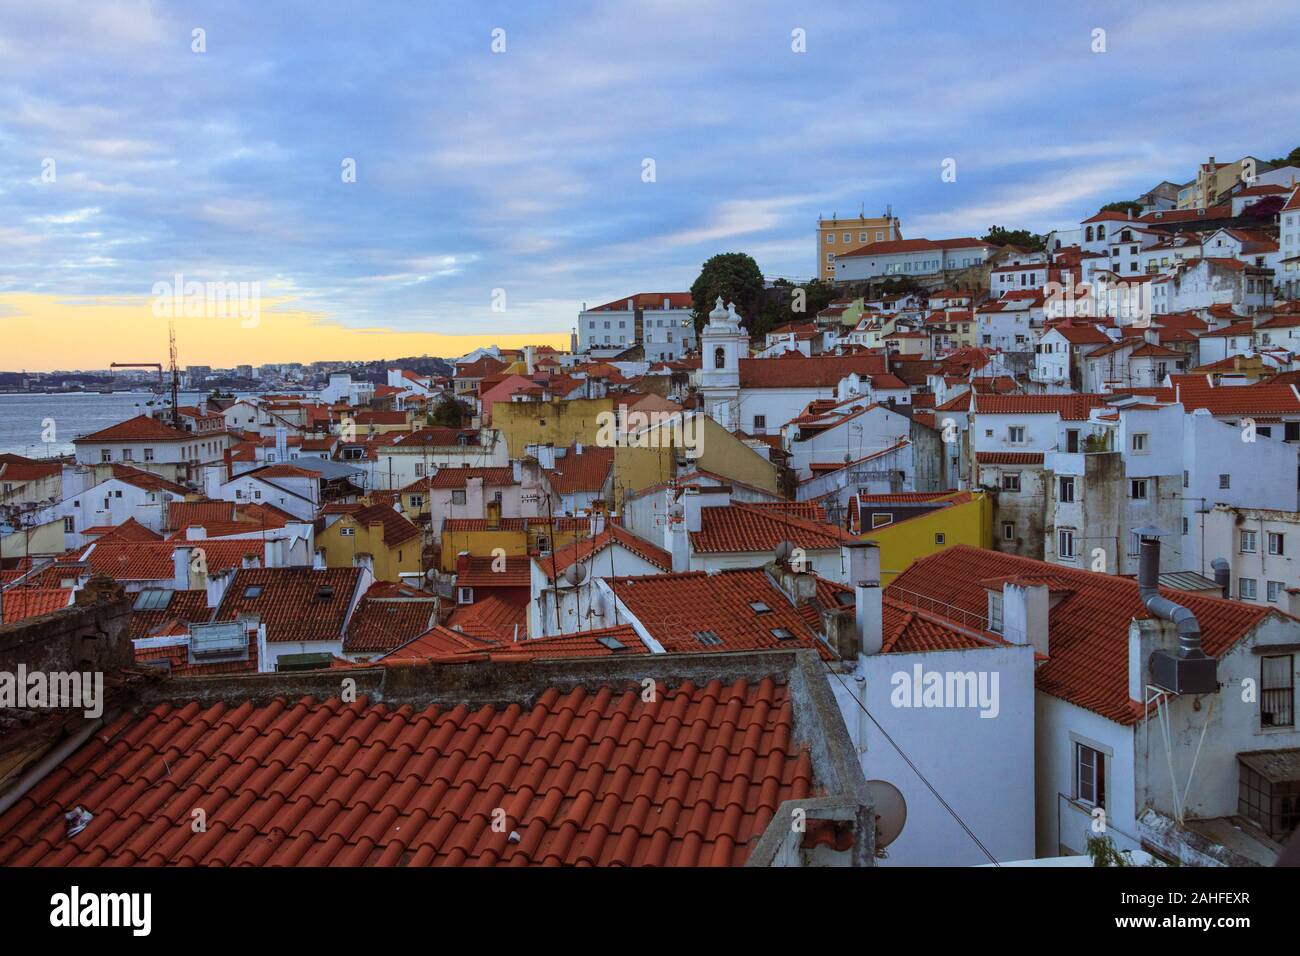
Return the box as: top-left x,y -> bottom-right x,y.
690,504 -> 854,554
0,672 -> 812,866
344,583 -> 439,652
212,566 -> 365,643
889,545 -> 1273,723
73,415 -> 191,444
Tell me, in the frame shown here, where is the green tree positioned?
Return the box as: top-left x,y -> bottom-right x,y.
690,252 -> 765,334
429,395 -> 470,428
1099,200 -> 1142,216
982,226 -> 1046,251
1266,146 -> 1300,166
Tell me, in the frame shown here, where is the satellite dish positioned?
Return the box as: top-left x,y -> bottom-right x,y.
564,561 -> 590,587
865,780 -> 907,848
774,540 -> 796,564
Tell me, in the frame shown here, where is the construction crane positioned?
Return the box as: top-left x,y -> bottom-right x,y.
111,322 -> 181,425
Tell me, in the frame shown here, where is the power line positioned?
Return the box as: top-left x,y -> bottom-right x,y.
820,658 -> 1001,865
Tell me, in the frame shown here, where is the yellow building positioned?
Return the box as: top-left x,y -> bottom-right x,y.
316,502 -> 423,582
1177,155 -> 1260,209
438,514 -> 591,572
818,211 -> 903,280
611,412 -> 781,508
852,490 -> 991,584
491,397 -> 615,460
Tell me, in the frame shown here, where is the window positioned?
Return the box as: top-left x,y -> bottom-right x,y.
63,516 -> 76,533
771,627 -> 796,641
409,494 -> 424,509
414,463 -> 425,477
695,630 -> 723,646
1129,479 -> 1147,500
1182,516 -> 1190,535
1241,530 -> 1258,553
1268,532 -> 1285,556
748,601 -> 772,614
1058,476 -> 1075,503
143,448 -> 155,461
340,527 -> 355,536
536,535 -> 551,553
826,233 -> 835,244
1075,743 -> 1106,809
1261,655 -> 1295,728
1131,433 -> 1147,453
451,490 -> 466,506
457,586 -> 474,605
1220,473 -> 1231,489
1238,758 -> 1300,841
1002,521 -> 1015,541
1008,426 -> 1025,444
1268,580 -> 1285,604
871,513 -> 893,529
243,586 -> 263,599
753,415 -> 766,431
988,593 -> 1003,633
100,449 -> 111,463
859,231 -> 867,242
1239,577 -> 1258,600
1058,529 -> 1076,559
1001,473 -> 1021,492
714,346 -> 726,370
843,232 -> 851,243
934,532 -> 946,545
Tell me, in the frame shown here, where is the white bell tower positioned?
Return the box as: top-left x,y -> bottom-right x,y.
699,297 -> 745,430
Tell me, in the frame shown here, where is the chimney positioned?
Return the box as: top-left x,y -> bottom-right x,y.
1139,533 -> 1218,695
683,487 -> 704,533
205,567 -> 232,609
1002,580 -> 1050,658
173,546 -> 193,589
456,551 -> 470,576
627,298 -> 635,312
511,458 -> 523,483
263,537 -> 282,568
1211,557 -> 1230,599
846,542 -> 882,656
589,509 -> 606,537
667,512 -> 690,572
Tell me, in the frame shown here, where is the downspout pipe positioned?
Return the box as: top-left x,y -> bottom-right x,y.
1210,557 -> 1230,600
1138,537 -> 1205,660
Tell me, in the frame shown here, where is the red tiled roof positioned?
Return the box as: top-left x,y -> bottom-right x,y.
383,624 -> 650,663
212,566 -> 365,643
739,354 -> 887,388
974,452 -> 1044,466
455,556 -> 531,589
129,589 -> 211,639
690,503 -> 854,554
614,568 -> 835,660
108,465 -> 190,496
79,539 -> 259,582
889,545 -> 1273,723
545,445 -> 614,495
347,503 -> 421,547
1170,378 -> 1300,416
82,518 -> 162,544
0,587 -> 72,623
73,415 -> 190,444
0,670 -> 813,866
541,524 -> 671,580
164,500 -> 235,531
429,467 -> 515,489
343,582 -> 438,653
443,594 -> 528,643
834,237 -> 990,259
973,393 -> 1109,420
587,292 -> 692,312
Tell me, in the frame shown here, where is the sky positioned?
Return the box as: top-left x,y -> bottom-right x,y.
0,0 -> 1297,371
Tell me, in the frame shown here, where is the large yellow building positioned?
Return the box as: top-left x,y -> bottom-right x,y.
1177,156 -> 1261,209
316,503 -> 423,582
818,211 -> 903,280
852,490 -> 991,584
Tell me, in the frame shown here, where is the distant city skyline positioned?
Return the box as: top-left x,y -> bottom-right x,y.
2,0 -> 1297,369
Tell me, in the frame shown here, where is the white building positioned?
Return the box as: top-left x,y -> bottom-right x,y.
833,238 -> 993,282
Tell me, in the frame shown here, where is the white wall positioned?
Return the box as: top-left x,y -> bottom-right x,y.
828,643 -> 1036,865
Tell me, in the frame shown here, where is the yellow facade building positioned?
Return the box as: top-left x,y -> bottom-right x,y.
854,490 -> 992,584
818,212 -> 903,280
316,503 -> 423,582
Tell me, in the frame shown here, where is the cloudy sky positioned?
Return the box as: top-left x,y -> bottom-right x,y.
1,0 -> 1296,369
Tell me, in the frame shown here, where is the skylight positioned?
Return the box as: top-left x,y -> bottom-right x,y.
242,585 -> 263,599
694,630 -> 723,646
748,601 -> 772,614
770,628 -> 796,641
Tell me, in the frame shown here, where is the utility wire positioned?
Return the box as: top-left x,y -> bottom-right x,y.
820,658 -> 1002,866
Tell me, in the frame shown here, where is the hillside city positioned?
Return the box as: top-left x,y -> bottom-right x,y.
4,149 -> 1300,872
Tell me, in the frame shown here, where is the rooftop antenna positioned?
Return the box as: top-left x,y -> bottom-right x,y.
168,321 -> 180,427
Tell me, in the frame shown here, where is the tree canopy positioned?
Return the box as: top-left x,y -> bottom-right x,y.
689,253 -> 765,334
981,226 -> 1046,251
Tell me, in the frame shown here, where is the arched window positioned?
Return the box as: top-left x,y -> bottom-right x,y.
714,346 -> 726,370
1097,225 -> 1106,240
1085,227 -> 1093,242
